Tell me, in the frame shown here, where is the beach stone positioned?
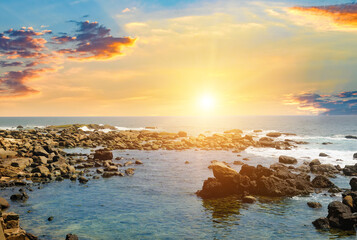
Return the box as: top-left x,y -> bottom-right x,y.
66,233 -> 79,240
0,197 -> 10,209
312,217 -> 330,230
242,196 -> 256,203
135,160 -> 143,165
307,202 -> 322,208
319,153 -> 329,157
311,175 -> 336,188
278,155 -> 297,164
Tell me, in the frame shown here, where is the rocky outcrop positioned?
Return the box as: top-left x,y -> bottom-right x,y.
196,161 -> 313,199
0,211 -> 37,240
312,177 -> 357,231
311,175 -> 336,188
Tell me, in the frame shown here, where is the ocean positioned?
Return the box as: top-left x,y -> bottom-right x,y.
1,116 -> 357,239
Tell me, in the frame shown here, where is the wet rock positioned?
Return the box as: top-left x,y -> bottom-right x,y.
278,155 -> 297,164
319,153 -> 329,157
327,201 -> 356,230
31,166 -> 50,176
96,169 -> 104,174
312,217 -> 330,230
311,175 -> 336,188
307,202 -> 322,208
242,196 -> 256,203
48,216 -> 54,221
310,164 -> 339,175
10,192 -> 29,201
125,168 -> 135,176
343,163 -> 357,176
346,135 -> 357,140
135,160 -> 143,165
66,233 -> 79,240
93,149 -> 113,160
354,153 -> 357,159
78,176 -> 88,184
0,197 -> 10,209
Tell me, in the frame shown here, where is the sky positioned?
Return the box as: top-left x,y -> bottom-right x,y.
0,0 -> 357,116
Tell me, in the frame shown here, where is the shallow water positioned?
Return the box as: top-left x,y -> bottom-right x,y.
2,149 -> 356,240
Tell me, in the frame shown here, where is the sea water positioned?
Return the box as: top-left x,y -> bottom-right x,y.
1,116 -> 357,239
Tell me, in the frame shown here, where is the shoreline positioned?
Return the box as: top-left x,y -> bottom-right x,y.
1,124 -> 357,239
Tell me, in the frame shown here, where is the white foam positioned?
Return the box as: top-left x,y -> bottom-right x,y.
245,146 -> 356,167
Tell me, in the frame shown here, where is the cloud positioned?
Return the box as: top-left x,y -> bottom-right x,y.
285,91 -> 357,115
289,3 -> 357,30
54,21 -> 136,60
0,61 -> 22,67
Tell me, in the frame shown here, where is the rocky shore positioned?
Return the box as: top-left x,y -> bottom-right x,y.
1,124 -> 357,238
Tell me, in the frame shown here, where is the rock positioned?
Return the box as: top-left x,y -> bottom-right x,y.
31,166 -> 50,176
104,166 -> 118,172
0,197 -> 10,209
78,176 -> 88,184
343,163 -> 357,176
185,161 -> 189,164
93,149 -> 113,160
309,159 -> 321,167
307,202 -> 322,208
96,169 -> 104,174
354,153 -> 357,159
327,201 -> 356,230
10,192 -> 29,201
210,162 -> 240,184
125,168 -> 135,176
350,178 -> 357,191
311,175 -> 336,188
266,132 -> 282,138
343,195 -> 353,208
278,155 -> 297,164
48,216 -> 54,221
66,233 -> 79,240
242,196 -> 256,203
233,161 -> 244,165
312,217 -> 330,230
319,153 -> 329,157
346,135 -> 357,140
135,160 -> 143,165
177,131 -> 187,137
310,164 -> 339,175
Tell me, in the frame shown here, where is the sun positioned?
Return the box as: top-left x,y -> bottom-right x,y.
198,94 -> 215,110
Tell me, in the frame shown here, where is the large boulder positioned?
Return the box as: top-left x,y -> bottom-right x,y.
354,153 -> 357,159
327,201 -> 356,230
312,217 -> 330,230
93,149 -> 113,160
311,175 -> 336,188
278,156 -> 297,164
310,164 -> 339,175
350,178 -> 357,191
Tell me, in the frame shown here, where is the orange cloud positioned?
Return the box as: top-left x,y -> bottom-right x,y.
290,3 -> 357,27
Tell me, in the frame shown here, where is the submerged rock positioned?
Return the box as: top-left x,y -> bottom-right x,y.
307,202 -> 322,208
242,196 -> 256,203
